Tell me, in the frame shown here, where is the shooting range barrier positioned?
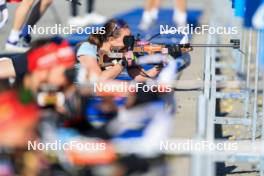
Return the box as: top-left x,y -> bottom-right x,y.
190,0 -> 264,175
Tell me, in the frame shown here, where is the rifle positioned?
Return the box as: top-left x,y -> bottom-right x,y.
98,35 -> 241,68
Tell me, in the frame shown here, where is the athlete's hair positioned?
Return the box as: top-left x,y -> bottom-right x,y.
88,19 -> 129,48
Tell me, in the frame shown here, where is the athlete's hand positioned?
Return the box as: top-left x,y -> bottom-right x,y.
180,46 -> 193,53
124,51 -> 134,67
167,44 -> 182,59
167,44 -> 193,59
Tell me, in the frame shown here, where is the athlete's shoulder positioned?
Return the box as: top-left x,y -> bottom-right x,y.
77,42 -> 97,58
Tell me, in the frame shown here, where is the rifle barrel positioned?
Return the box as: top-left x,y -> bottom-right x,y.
189,44 -> 235,48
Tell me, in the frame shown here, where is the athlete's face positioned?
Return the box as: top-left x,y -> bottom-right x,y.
29,66 -> 68,92
47,66 -> 68,87
109,28 -> 131,49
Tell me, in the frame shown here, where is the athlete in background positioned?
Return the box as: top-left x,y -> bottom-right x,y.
139,0 -> 187,31
5,0 -> 53,52
68,0 -> 106,26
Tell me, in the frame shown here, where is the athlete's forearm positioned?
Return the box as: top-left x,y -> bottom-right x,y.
100,64 -> 124,80
0,58 -> 16,78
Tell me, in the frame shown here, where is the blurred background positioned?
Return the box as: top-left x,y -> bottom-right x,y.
0,0 -> 264,176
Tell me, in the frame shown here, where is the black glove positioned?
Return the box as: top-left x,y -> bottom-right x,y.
154,63 -> 164,70
166,44 -> 182,59
118,58 -> 128,68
